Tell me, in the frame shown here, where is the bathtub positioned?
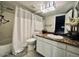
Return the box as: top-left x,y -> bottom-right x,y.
0,39 -> 12,57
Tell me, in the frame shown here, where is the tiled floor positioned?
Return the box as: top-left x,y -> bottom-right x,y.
4,47 -> 43,57
24,50 -> 43,57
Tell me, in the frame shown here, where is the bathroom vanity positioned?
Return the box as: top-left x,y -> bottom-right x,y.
35,34 -> 79,57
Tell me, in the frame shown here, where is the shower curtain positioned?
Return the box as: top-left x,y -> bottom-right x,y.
12,6 -> 43,55
12,6 -> 32,55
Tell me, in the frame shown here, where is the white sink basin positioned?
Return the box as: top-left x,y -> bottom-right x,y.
47,34 -> 64,40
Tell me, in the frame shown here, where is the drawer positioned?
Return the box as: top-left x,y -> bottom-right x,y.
36,36 -> 58,45
42,38 -> 58,45
67,45 -> 79,54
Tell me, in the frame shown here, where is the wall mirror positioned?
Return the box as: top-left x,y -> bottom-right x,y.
65,1 -> 79,39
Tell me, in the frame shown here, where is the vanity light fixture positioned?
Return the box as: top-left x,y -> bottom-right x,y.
41,1 -> 55,13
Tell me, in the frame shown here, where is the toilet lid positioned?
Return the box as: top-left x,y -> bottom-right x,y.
27,38 -> 36,42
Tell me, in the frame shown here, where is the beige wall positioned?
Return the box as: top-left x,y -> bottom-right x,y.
0,11 -> 14,42
44,14 -> 65,32
44,15 -> 55,32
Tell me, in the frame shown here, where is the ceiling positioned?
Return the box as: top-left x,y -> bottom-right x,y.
4,1 -> 77,17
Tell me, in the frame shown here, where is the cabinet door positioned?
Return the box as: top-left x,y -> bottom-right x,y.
51,46 -> 66,57
67,52 -> 79,57
36,39 -> 44,56
36,39 -> 52,57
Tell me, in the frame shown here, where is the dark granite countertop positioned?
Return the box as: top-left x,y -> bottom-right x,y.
36,34 -> 79,47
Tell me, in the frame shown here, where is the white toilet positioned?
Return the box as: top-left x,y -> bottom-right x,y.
27,38 -> 36,51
